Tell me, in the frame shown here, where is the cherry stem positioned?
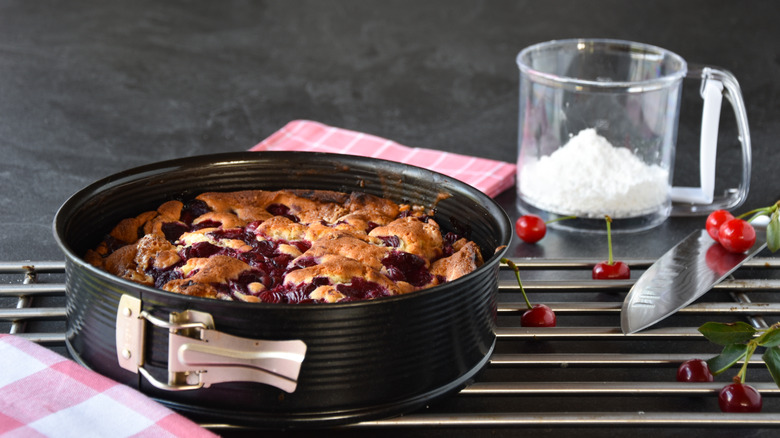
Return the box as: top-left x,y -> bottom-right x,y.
501,258 -> 533,310
605,215 -> 614,265
544,215 -> 577,225
738,339 -> 758,384
737,201 -> 780,222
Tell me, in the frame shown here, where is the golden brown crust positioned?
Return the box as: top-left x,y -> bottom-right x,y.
298,234 -> 388,271
431,241 -> 484,282
134,234 -> 175,270
164,255 -> 251,298
192,212 -> 248,229
336,211 -> 395,230
254,215 -> 307,241
142,201 -> 184,237
345,191 -> 400,218
368,217 -> 443,264
109,211 -> 156,244
103,244 -> 149,285
197,190 -> 277,223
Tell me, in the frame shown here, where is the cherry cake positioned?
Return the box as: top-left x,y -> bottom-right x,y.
86,189 -> 484,304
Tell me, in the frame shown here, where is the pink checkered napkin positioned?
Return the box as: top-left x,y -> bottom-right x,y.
0,334 -> 217,438
250,120 -> 516,198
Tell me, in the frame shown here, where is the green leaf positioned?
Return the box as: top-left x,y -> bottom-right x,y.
698,321 -> 757,345
767,210 -> 780,253
755,327 -> 780,347
707,343 -> 749,375
762,346 -> 780,389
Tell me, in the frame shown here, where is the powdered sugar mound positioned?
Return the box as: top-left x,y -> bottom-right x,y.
519,129 -> 669,218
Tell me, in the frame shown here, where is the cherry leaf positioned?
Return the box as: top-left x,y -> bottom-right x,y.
767,210 -> 780,253
698,321 -> 757,345
707,343 -> 749,375
755,326 -> 780,347
761,346 -> 780,389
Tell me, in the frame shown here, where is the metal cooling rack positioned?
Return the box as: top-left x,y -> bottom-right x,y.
3,259 -> 780,430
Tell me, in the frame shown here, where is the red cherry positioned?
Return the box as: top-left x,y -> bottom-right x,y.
592,216 -> 630,280
521,303 -> 557,327
718,383 -> 762,413
718,218 -> 757,253
705,209 -> 735,241
592,261 -> 630,279
503,258 -> 557,328
515,215 -> 547,244
676,359 -> 714,382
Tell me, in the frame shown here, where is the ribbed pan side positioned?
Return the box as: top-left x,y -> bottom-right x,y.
54,152 -> 511,428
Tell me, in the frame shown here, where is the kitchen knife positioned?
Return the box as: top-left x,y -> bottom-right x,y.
620,228 -> 767,334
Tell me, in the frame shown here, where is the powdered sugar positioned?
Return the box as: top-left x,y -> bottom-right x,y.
519,129 -> 669,218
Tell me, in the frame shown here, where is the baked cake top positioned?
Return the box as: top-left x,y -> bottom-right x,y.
86,189 -> 484,304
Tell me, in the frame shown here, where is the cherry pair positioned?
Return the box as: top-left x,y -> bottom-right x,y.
706,210 -> 757,253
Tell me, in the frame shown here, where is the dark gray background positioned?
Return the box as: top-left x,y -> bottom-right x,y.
2,0 -> 779,263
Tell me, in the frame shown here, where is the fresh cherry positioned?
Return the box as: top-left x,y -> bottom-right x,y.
515,215 -> 547,243
706,209 -> 735,241
521,303 -> 557,327
502,258 -> 556,327
718,382 -> 762,413
514,214 -> 577,244
592,216 -> 630,280
718,218 -> 757,253
592,261 -> 630,280
676,359 -> 714,382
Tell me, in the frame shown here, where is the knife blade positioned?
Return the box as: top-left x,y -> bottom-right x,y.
620,228 -> 767,334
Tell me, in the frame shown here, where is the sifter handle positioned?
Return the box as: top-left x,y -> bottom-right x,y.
670,66 -> 751,216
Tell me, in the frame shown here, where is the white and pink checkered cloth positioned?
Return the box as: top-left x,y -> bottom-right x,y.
250,120 -> 516,198
0,334 -> 216,438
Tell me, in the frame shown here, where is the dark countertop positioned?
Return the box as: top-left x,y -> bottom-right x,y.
2,0 -> 779,436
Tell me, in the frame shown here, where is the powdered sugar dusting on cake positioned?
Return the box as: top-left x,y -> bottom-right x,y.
519,128 -> 669,218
